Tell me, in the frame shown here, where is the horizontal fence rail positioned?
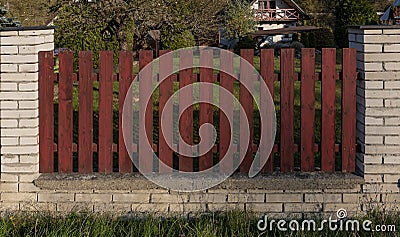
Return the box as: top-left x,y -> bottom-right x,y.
39,48 -> 357,174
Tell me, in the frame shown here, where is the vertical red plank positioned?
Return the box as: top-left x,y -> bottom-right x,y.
139,50 -> 154,174
119,51 -> 133,173
280,48 -> 295,172
321,48 -> 336,172
159,50 -> 173,173
58,52 -> 73,173
179,49 -> 193,172
260,49 -> 275,173
199,49 -> 214,171
300,49 -> 316,172
239,49 -> 254,173
98,51 -> 114,173
219,50 -> 234,173
341,48 -> 357,173
39,51 -> 54,173
78,51 -> 93,173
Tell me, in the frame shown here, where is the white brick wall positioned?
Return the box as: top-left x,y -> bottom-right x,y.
0,27 -> 54,184
350,26 -> 400,193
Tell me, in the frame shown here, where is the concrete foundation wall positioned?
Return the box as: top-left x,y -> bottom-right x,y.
6,174 -> 368,218
0,26 -> 399,217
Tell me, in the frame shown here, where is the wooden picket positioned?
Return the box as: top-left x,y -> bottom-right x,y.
138,50 -> 153,173
78,51 -> 93,173
341,48 -> 357,173
39,48 -> 357,174
158,50 -> 173,173
179,49 -> 194,172
39,51 -> 54,173
219,50 -> 234,173
118,51 -> 134,173
98,51 -> 114,173
260,49 -> 275,173
280,49 -> 295,172
199,49 -> 214,171
321,49 -> 337,172
58,51 -> 73,173
239,49 -> 254,173
300,49 -> 316,172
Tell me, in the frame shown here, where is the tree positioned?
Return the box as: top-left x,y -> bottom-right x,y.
161,29 -> 196,50
334,0 -> 379,48
223,0 -> 256,39
185,0 -> 228,45
296,0 -> 336,29
0,0 -> 55,26
159,0 -> 194,49
54,1 -> 121,66
373,0 -> 393,11
0,5 -> 20,27
54,0 -> 166,53
159,0 -> 229,48
54,0 -> 229,54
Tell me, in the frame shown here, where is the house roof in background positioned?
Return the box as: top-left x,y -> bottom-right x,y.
251,0 -> 307,17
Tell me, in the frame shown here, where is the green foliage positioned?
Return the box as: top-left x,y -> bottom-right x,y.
300,32 -> 309,48
296,0 -> 336,29
54,0 -> 229,55
300,32 -> 315,48
297,0 -> 385,28
161,29 -> 195,50
316,28 -> 335,48
0,6 -> 21,27
159,0 -> 195,50
223,0 -> 256,39
301,28 -> 335,49
308,32 -> 317,48
292,33 -> 299,42
334,0 -> 379,48
234,35 -> 257,54
53,0 -> 165,56
179,0 -> 228,46
54,2 -> 126,66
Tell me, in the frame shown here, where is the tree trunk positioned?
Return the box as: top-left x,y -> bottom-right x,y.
117,28 -> 128,51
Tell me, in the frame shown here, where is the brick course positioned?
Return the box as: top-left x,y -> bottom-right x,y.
0,28 -> 54,185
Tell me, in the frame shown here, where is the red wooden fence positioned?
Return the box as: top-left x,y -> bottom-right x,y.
39,48 -> 357,174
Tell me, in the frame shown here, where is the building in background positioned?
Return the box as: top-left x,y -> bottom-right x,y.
251,0 -> 307,43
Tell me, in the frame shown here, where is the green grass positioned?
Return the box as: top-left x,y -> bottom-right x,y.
0,211 -> 398,236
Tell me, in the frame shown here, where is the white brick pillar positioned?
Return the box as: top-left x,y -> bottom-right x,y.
0,27 -> 54,191
349,26 -> 400,195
